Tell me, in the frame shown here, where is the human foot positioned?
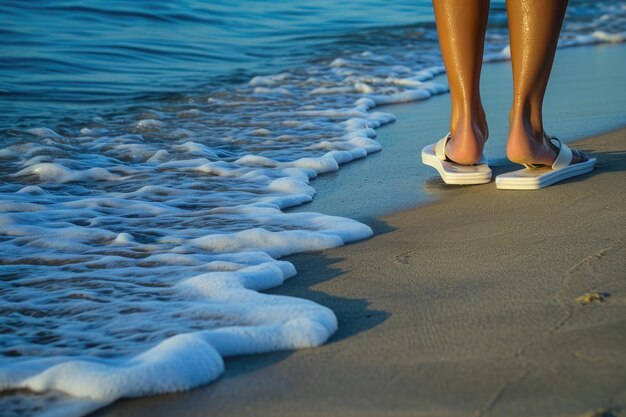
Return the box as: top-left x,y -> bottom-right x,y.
506,122 -> 586,167
422,133 -> 492,185
496,135 -> 595,190
445,115 -> 489,165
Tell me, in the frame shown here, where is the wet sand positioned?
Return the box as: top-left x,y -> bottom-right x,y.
290,43 -> 626,220
95,45 -> 626,417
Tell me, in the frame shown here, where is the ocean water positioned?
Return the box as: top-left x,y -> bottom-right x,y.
1,1 -> 625,416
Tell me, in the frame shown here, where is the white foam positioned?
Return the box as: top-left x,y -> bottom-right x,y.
17,332 -> 226,399
173,142 -> 219,158
248,73 -> 290,86
254,86 -> 292,95
80,127 -> 109,136
133,119 -> 165,131
111,232 -> 136,245
268,177 -> 316,197
310,85 -> 356,95
485,30 -> 625,63
329,57 -> 352,67
17,185 -> 48,194
250,128 -> 272,136
27,128 -> 63,139
369,88 -> 433,105
590,30 -> 625,43
288,155 -> 340,174
147,149 -> 169,162
14,163 -> 122,183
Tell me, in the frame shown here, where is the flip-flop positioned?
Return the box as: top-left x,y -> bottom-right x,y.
495,136 -> 596,190
421,133 -> 492,185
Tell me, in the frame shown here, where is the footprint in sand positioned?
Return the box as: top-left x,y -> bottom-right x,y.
394,251 -> 413,265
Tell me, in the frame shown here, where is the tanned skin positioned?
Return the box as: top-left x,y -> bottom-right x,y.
433,0 -> 585,166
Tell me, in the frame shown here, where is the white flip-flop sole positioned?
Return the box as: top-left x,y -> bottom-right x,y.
421,144 -> 492,185
495,157 -> 596,190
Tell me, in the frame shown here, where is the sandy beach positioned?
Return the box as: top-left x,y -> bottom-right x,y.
94,45 -> 626,417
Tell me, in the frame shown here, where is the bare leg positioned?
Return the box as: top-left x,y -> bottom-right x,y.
433,0 -> 490,165
506,0 -> 584,165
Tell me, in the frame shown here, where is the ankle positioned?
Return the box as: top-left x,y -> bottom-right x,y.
509,105 -> 543,140
506,119 -> 554,166
451,104 -> 488,137
447,117 -> 488,165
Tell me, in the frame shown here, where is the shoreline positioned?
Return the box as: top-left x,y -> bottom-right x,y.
94,45 -> 626,416
291,43 -> 626,221
96,127 -> 626,417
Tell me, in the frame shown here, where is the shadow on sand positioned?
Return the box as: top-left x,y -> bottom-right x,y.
91,218 -> 394,417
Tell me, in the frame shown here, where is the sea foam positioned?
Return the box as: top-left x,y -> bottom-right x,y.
0,57 -> 435,415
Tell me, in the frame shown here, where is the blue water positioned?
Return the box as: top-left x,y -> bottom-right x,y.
0,0 -> 435,125
3,0 -> 623,128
